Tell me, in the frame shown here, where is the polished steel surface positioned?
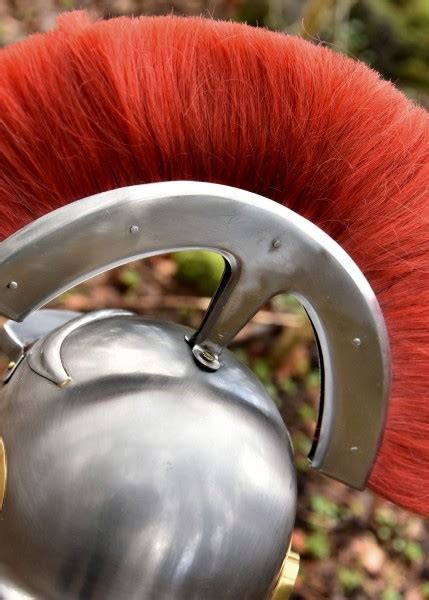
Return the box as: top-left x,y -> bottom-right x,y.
0,181 -> 391,488
0,582 -> 34,600
28,310 -> 132,386
0,313 -> 296,600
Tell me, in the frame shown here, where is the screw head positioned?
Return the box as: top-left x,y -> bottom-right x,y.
272,239 -> 281,249
7,281 -> 18,290
201,350 -> 216,363
129,225 -> 139,235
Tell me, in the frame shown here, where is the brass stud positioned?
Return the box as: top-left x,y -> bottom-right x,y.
271,546 -> 300,600
0,437 -> 6,511
58,377 -> 72,389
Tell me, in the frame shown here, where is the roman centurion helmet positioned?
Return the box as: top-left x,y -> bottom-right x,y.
0,8 -> 427,600
0,182 -> 389,599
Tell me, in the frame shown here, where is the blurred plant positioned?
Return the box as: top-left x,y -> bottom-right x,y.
119,267 -> 141,291
292,431 -> 311,472
310,494 -> 343,525
305,528 -> 330,559
173,250 -> 224,296
373,506 -> 425,567
252,357 -> 281,405
348,0 -> 429,103
337,566 -> 363,595
381,589 -> 402,600
259,0 -> 429,105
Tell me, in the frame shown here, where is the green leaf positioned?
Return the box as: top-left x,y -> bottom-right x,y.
295,456 -> 310,472
231,348 -> 249,365
271,294 -> 306,316
252,358 -> 271,383
310,495 -> 340,520
377,526 -> 392,541
374,506 -> 397,527
381,589 -> 402,600
392,537 -> 406,553
337,567 -> 362,595
305,530 -> 330,559
404,541 -> 424,563
119,268 -> 141,290
173,251 -> 224,296
298,402 -> 316,422
279,377 -> 298,395
292,432 -> 312,455
305,370 -> 320,390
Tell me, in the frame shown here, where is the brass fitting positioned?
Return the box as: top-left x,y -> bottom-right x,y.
0,437 -> 6,511
271,546 -> 300,600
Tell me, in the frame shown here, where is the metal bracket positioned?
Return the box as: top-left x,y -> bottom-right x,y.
0,309 -> 81,382
0,181 -> 391,489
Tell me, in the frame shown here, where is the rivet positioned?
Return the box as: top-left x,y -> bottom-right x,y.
0,437 -> 6,511
58,377 -> 72,389
7,362 -> 15,370
272,238 -> 281,249
352,337 -> 361,347
201,350 -> 216,363
129,225 -> 139,235
7,281 -> 18,290
350,446 -> 359,454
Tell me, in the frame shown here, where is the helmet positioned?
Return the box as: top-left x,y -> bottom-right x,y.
0,182 -> 390,599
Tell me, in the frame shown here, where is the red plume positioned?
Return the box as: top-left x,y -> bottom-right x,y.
0,12 -> 428,515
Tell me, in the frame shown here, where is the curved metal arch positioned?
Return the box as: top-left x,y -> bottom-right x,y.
0,181 -> 390,489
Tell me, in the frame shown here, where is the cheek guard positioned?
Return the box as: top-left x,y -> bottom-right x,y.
0,181 -> 390,600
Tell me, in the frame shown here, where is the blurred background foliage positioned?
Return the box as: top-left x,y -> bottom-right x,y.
0,1 -> 427,599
